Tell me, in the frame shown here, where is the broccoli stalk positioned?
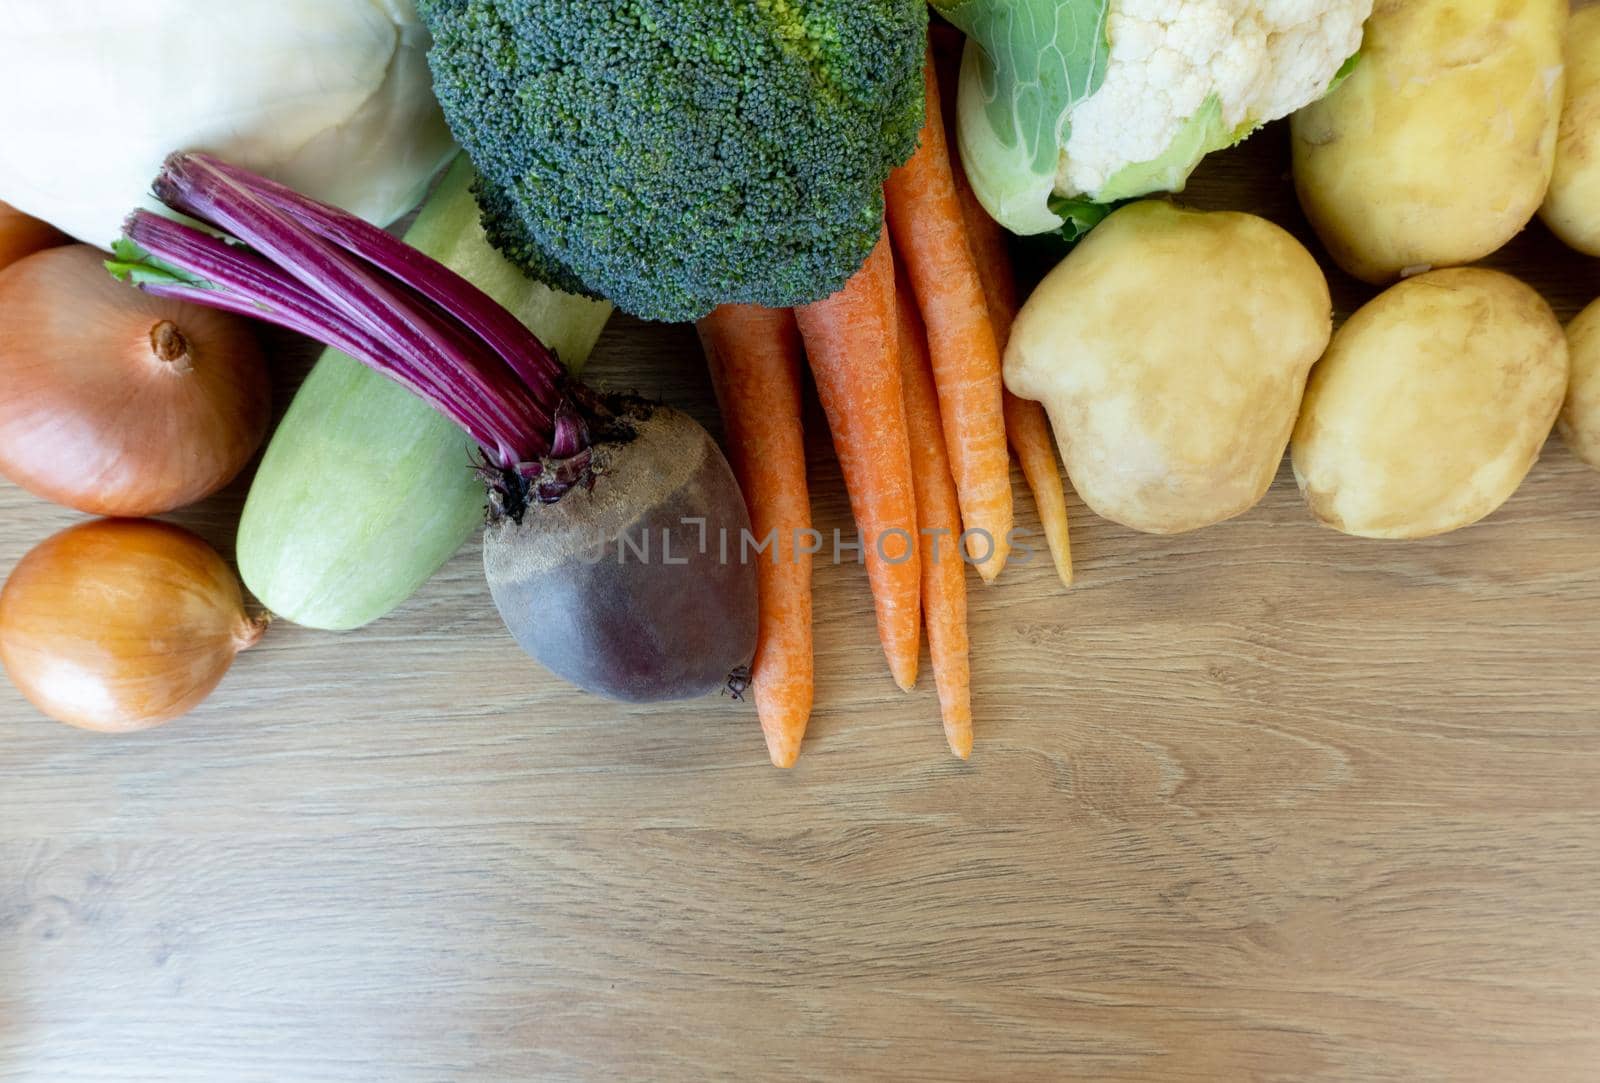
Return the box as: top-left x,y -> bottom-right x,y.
416,0 -> 929,322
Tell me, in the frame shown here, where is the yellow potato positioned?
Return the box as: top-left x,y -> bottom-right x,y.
1541,6 -> 1600,256
1291,0 -> 1566,284
1559,296 -> 1600,469
1292,269 -> 1568,539
1005,201 -> 1331,535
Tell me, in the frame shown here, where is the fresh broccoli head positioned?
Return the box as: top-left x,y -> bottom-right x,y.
416,0 -> 929,322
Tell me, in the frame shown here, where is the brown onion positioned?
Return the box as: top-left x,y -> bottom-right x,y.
0,518 -> 265,733
0,200 -> 67,272
0,245 -> 269,516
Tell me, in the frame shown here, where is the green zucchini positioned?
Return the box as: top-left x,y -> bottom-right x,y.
237,157 -> 612,630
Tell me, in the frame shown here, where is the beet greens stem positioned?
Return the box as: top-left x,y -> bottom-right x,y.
117,153 -> 571,468
155,155 -> 543,464
120,212 -> 403,378
121,211 -> 529,465
201,157 -> 564,405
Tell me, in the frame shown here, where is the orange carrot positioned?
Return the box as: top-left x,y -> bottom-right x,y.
795,229 -> 921,693
895,274 -> 972,758
884,49 -> 1013,584
1002,395 -> 1074,587
699,305 -> 814,768
932,27 -> 1074,588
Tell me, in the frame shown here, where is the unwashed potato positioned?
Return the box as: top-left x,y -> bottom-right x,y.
1291,0 -> 1566,283
1559,296 -> 1600,469
1292,269 -> 1568,539
1005,200 -> 1331,535
1541,6 -> 1600,256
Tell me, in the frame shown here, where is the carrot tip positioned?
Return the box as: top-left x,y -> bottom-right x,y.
761,721 -> 806,769
765,744 -> 800,769
972,544 -> 1009,585
1049,551 -> 1074,589
946,731 -> 973,759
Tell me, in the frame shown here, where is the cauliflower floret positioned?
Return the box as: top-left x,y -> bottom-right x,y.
1057,0 -> 1372,199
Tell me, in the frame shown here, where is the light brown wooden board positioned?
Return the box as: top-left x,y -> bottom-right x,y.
4,127 -> 1600,1082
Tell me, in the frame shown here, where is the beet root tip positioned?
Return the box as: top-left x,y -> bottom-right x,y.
723,665 -> 753,702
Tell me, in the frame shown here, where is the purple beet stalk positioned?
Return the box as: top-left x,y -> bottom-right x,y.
114,153 -> 571,475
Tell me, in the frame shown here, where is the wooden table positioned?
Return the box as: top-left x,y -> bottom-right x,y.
3,129 -> 1599,1082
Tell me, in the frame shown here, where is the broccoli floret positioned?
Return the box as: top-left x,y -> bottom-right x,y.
416,0 -> 928,322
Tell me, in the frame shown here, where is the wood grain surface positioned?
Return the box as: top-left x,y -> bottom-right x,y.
4,126 -> 1600,1082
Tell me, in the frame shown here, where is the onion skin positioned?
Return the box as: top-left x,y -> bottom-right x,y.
0,200 -> 66,272
0,519 -> 265,733
0,245 -> 269,516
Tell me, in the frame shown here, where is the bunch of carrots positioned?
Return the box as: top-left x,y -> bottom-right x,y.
697,35 -> 1074,767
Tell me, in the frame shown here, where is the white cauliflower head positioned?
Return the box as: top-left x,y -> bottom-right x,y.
942,0 -> 1373,235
